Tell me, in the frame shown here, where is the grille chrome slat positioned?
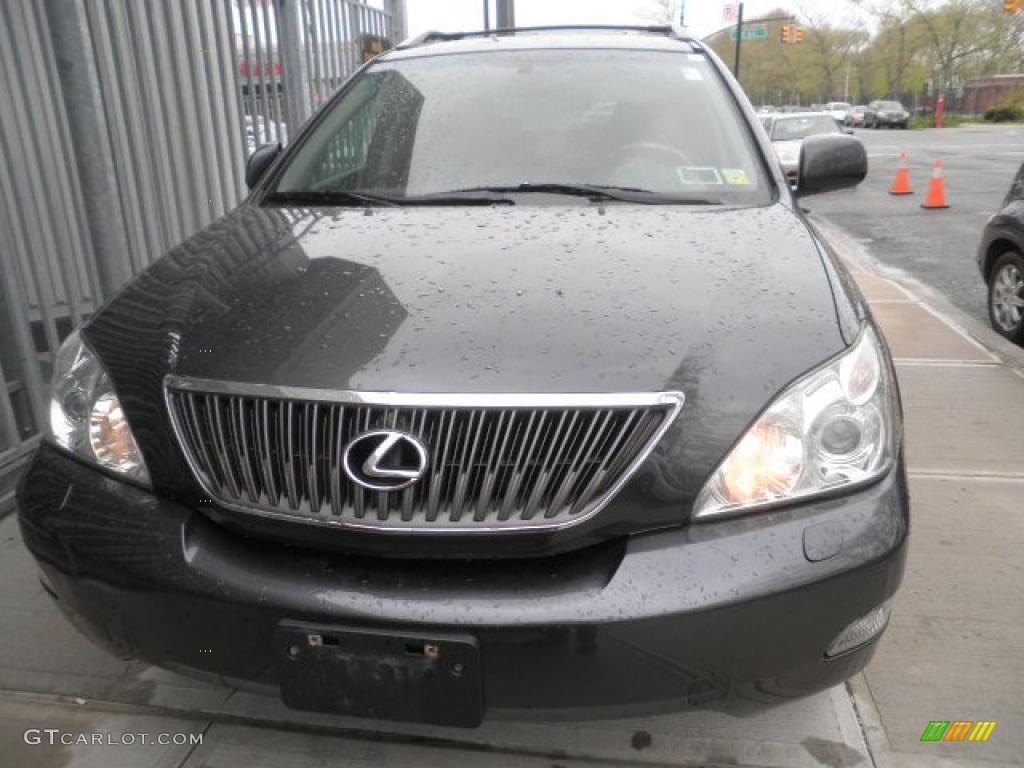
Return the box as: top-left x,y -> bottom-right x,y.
164,377 -> 683,534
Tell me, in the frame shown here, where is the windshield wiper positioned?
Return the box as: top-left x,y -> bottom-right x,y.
434,183 -> 721,205
262,189 -> 402,207
263,189 -> 514,207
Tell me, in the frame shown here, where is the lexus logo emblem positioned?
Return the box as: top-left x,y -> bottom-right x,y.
342,430 -> 428,491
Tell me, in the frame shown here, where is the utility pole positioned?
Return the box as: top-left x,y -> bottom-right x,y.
844,63 -> 851,102
496,0 -> 515,28
733,2 -> 744,81
483,0 -> 490,30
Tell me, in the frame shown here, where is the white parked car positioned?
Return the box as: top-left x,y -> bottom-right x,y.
245,115 -> 288,153
765,112 -> 852,186
826,101 -> 853,123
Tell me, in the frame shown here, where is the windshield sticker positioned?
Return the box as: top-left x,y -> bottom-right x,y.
721,168 -> 752,186
677,167 -> 723,185
680,67 -> 704,81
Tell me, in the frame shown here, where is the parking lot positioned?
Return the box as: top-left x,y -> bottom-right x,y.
810,123 -> 1024,324
3,122 -> 1024,768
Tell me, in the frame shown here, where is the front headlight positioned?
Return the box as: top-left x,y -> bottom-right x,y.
47,330 -> 150,486
693,326 -> 899,520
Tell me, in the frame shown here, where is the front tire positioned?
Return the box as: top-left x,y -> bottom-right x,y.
988,251 -> 1024,344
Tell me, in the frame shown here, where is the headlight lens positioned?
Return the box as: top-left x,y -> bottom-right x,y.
47,330 -> 150,486
693,326 -> 898,519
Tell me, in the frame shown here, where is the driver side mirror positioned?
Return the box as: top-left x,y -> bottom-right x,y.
797,134 -> 867,196
246,142 -> 282,190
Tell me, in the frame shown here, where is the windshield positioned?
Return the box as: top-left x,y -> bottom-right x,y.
770,115 -> 840,141
878,101 -> 904,111
829,102 -> 852,111
270,49 -> 771,205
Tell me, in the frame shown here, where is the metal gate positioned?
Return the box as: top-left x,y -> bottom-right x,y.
0,0 -> 400,508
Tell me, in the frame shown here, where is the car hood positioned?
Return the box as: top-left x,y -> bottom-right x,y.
84,202 -> 850,527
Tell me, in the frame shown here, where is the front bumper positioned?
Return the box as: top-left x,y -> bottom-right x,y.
874,115 -> 908,127
17,444 -> 908,723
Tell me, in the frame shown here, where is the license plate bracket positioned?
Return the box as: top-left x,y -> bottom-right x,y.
275,622 -> 483,727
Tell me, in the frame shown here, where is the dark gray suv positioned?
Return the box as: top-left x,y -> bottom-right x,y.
17,25 -> 906,727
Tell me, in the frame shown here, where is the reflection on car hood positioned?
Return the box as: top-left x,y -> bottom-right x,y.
84,202 -> 849,497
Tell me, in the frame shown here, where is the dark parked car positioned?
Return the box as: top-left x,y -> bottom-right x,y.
864,100 -> 909,129
17,26 -> 906,727
979,161 -> 1024,342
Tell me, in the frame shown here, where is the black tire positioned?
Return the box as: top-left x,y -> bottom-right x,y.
988,251 -> 1024,344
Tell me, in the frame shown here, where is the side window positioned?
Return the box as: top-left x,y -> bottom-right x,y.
312,95 -> 382,185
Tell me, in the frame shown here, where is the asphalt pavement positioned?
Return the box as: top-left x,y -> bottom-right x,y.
808,123 -> 1024,326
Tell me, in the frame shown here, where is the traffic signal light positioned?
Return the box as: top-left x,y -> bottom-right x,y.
794,26 -> 805,42
781,24 -> 791,43
1005,0 -> 1021,14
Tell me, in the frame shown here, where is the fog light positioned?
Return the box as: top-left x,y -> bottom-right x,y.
826,603 -> 890,657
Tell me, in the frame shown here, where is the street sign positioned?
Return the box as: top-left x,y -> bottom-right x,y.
729,25 -> 767,40
723,3 -> 738,22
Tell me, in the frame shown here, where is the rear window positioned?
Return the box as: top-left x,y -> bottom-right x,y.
770,115 -> 840,141
273,49 -> 772,205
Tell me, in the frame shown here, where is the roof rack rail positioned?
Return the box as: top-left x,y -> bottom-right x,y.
396,24 -> 690,50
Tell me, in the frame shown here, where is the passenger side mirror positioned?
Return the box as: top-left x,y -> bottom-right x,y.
841,126 -> 855,135
246,142 -> 282,190
797,134 -> 867,196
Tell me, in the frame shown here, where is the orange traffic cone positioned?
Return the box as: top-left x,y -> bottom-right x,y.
889,153 -> 913,195
921,159 -> 949,209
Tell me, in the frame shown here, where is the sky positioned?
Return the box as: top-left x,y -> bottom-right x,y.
404,0 -> 873,42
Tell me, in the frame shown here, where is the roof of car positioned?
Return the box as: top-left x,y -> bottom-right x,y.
383,26 -> 699,61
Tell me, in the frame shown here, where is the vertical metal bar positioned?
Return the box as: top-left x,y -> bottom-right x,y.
161,0 -> 207,235
548,411 -> 608,516
307,402 -> 321,514
279,0 -> 313,129
475,411 -> 512,521
238,0 -> 257,123
268,0 -> 288,132
0,3 -> 67,358
312,0 -> 327,108
500,412 -> 541,520
250,0 -> 272,132
210,395 -> 242,498
0,357 -> 22,449
16,2 -> 88,329
451,411 -> 485,522
281,401 -> 300,509
197,0 -> 239,217
181,0 -> 226,227
571,410 -> 640,514
326,0 -> 341,93
233,397 -> 260,502
330,404 -> 345,515
523,411 -> 574,520
342,0 -> 357,75
184,393 -> 223,492
127,0 -> 183,248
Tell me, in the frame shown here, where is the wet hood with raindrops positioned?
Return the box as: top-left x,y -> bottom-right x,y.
82,200 -> 859,551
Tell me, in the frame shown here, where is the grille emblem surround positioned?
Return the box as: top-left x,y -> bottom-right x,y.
342,430 -> 428,492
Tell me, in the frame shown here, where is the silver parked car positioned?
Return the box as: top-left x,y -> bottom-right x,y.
764,112 -> 851,185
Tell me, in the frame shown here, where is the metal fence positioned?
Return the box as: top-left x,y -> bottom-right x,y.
0,0 -> 398,506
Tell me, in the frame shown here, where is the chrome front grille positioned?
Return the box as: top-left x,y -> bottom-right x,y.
165,377 -> 683,532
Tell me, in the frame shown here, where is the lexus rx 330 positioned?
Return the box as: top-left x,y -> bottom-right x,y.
17,26 -> 906,727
